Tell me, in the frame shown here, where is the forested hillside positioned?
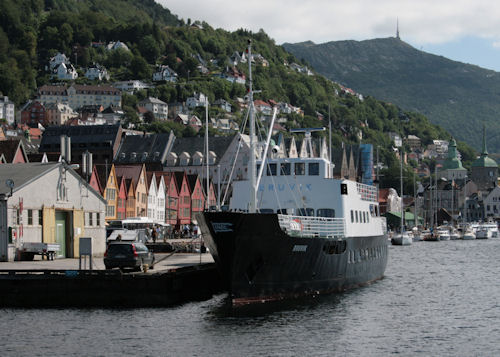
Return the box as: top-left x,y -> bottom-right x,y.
284,37 -> 500,155
0,0 -> 479,191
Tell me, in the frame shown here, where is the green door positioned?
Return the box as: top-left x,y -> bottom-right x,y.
55,211 -> 66,258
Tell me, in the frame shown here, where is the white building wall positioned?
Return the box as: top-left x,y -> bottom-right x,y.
6,165 -> 106,258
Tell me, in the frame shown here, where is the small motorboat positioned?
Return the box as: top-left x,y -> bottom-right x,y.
462,227 -> 476,240
422,230 -> 440,241
475,226 -> 491,239
391,231 -> 413,246
449,227 -> 460,240
437,228 -> 450,241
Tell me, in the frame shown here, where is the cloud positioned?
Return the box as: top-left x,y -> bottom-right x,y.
158,0 -> 500,46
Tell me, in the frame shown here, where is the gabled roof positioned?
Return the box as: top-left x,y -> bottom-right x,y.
0,162 -> 57,194
146,172 -> 157,190
187,174 -> 199,192
139,97 -> 167,106
0,162 -> 105,202
114,132 -> 173,164
114,164 -> 143,186
0,139 -> 28,163
40,124 -> 121,147
174,171 -> 186,192
93,164 -> 109,193
169,136 -> 235,165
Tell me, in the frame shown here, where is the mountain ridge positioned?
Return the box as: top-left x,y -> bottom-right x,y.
283,37 -> 500,155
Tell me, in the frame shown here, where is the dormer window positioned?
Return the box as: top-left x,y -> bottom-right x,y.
180,152 -> 190,166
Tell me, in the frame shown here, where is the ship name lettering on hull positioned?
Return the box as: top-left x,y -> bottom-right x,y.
292,245 -> 308,252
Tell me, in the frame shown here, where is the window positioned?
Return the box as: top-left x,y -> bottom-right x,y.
38,210 -> 43,225
355,211 -> 359,223
351,210 -> 354,223
89,212 -> 93,226
267,163 -> 277,176
280,163 -> 291,175
259,208 -> 274,213
256,164 -> 261,176
294,163 -> 305,175
297,208 -> 314,216
277,209 -> 288,214
96,213 -> 101,227
106,205 -> 115,217
106,188 -> 116,200
308,162 -> 319,175
317,209 -> 335,218
28,210 -> 33,225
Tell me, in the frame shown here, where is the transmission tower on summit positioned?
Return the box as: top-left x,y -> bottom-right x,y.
396,18 -> 400,39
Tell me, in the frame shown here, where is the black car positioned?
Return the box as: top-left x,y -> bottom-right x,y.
104,241 -> 155,271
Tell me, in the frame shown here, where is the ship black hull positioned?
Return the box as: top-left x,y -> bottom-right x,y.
198,212 -> 389,306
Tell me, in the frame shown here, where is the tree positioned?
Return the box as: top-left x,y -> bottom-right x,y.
123,105 -> 140,127
143,111 -> 155,124
139,35 -> 161,63
130,55 -> 152,79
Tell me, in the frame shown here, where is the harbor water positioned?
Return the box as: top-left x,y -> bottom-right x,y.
2,239 -> 500,356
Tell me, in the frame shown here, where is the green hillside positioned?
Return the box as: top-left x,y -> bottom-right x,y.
283,37 -> 500,155
0,1 -> 480,192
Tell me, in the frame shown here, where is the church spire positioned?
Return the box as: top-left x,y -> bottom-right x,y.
481,123 -> 488,156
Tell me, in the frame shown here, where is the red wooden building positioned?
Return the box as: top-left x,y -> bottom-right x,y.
174,172 -> 191,226
116,176 -> 127,220
187,174 -> 205,222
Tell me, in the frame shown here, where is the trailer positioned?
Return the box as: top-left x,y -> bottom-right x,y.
19,242 -> 61,261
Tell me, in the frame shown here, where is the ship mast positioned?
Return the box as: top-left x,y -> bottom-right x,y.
205,97 -> 210,209
248,39 -> 257,213
400,148 -> 404,233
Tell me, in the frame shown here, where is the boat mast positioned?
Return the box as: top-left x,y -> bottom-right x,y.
205,97 -> 210,210
413,174 -> 416,228
247,39 -> 257,213
400,148 -> 404,233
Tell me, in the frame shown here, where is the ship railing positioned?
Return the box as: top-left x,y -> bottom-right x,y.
278,214 -> 345,238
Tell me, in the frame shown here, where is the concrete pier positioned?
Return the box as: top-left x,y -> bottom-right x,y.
0,253 -> 223,308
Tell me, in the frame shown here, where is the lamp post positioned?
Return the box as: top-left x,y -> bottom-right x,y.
0,179 -> 14,262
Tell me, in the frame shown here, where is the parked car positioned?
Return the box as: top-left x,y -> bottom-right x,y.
104,241 -> 155,271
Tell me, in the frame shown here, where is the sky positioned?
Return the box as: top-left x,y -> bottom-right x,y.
158,0 -> 500,72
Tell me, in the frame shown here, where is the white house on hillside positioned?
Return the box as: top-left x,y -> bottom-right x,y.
138,97 -> 168,120
152,65 -> 178,82
85,64 -> 110,81
52,63 -> 78,80
186,92 -> 208,108
106,41 -> 129,51
49,52 -> 69,70
0,96 -> 15,124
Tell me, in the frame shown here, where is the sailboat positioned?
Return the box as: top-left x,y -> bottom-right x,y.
197,40 -> 389,307
391,148 -> 412,246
